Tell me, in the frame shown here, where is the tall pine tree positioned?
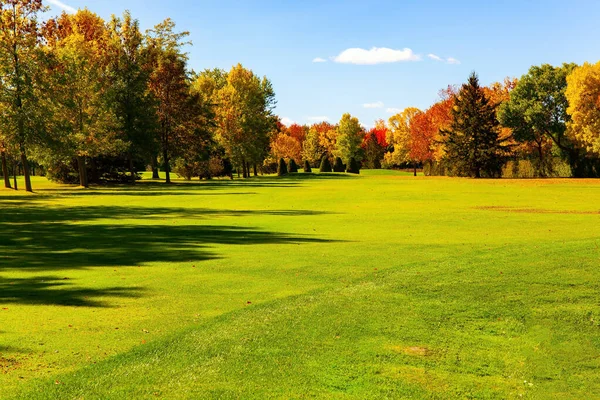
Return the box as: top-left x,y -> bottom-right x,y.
442,72 -> 507,178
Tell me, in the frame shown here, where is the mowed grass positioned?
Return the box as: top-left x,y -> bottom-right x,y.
1,171 -> 599,399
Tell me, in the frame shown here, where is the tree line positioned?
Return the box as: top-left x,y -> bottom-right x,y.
277,66 -> 600,179
0,1 -> 276,191
2,2 -> 600,193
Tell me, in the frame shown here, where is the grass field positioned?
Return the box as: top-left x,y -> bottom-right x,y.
1,170 -> 599,399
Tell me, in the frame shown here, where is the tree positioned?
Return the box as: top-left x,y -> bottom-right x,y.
288,158 -> 298,173
215,64 -> 276,178
286,123 -> 308,144
106,11 -> 158,183
362,121 -> 387,169
385,107 -> 421,169
335,113 -> 363,164
566,62 -> 600,156
146,19 -> 190,184
442,72 -> 507,178
301,126 -> 325,166
497,63 -> 598,177
270,132 -> 302,163
277,157 -> 287,176
319,156 -> 332,173
314,121 -> 337,157
0,0 -> 46,192
303,160 -> 311,173
333,156 -> 345,172
44,10 -> 118,187
346,157 -> 360,174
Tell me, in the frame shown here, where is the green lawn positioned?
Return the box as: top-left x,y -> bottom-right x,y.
1,171 -> 599,399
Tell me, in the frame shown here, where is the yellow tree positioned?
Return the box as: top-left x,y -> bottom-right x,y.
45,11 -> 117,187
385,107 -> 421,167
215,64 -> 276,178
146,19 -> 190,184
566,62 -> 600,156
271,133 -> 302,162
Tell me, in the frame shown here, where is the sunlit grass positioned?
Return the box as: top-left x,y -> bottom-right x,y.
1,171 -> 599,398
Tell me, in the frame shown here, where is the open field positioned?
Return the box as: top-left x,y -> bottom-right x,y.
1,171 -> 599,399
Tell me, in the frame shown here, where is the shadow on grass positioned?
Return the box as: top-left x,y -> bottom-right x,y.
0,276 -> 142,307
0,204 -> 338,273
34,173 -> 357,194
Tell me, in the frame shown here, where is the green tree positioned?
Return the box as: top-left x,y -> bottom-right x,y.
277,157 -> 287,176
335,113 -> 363,164
319,156 -> 332,173
301,126 -> 325,166
442,72 -> 507,178
497,63 -> 598,177
0,0 -> 46,192
107,11 -> 158,183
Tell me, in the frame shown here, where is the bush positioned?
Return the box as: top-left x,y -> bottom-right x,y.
277,158 -> 288,176
288,159 -> 298,173
333,157 -> 345,172
319,156 -> 332,173
303,160 -> 312,173
346,157 -> 360,174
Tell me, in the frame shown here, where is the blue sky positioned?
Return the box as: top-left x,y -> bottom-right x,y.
46,0 -> 600,127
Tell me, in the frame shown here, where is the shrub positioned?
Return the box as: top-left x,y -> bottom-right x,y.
333,157 -> 345,172
319,156 -> 332,173
277,158 -> 288,176
288,159 -> 298,173
303,160 -> 312,173
346,157 -> 360,174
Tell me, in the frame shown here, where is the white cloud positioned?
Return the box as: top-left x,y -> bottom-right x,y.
386,108 -> 402,114
332,47 -> 420,65
307,116 -> 330,122
429,53 -> 461,65
46,0 -> 77,13
280,117 -> 295,126
363,101 -> 384,109
312,57 -> 327,63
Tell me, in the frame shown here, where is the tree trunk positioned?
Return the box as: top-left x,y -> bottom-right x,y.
20,144 -> 32,192
1,151 -> 11,189
536,140 -> 545,178
242,159 -> 247,178
151,156 -> 160,179
253,164 -> 258,177
77,155 -> 88,188
13,160 -> 17,191
163,148 -> 171,184
413,162 -> 417,177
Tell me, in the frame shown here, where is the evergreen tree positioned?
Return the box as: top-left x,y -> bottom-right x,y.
303,160 -> 312,173
346,157 -> 360,174
319,156 -> 332,173
277,157 -> 287,176
442,72 -> 507,178
333,157 -> 345,172
288,158 -> 298,173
